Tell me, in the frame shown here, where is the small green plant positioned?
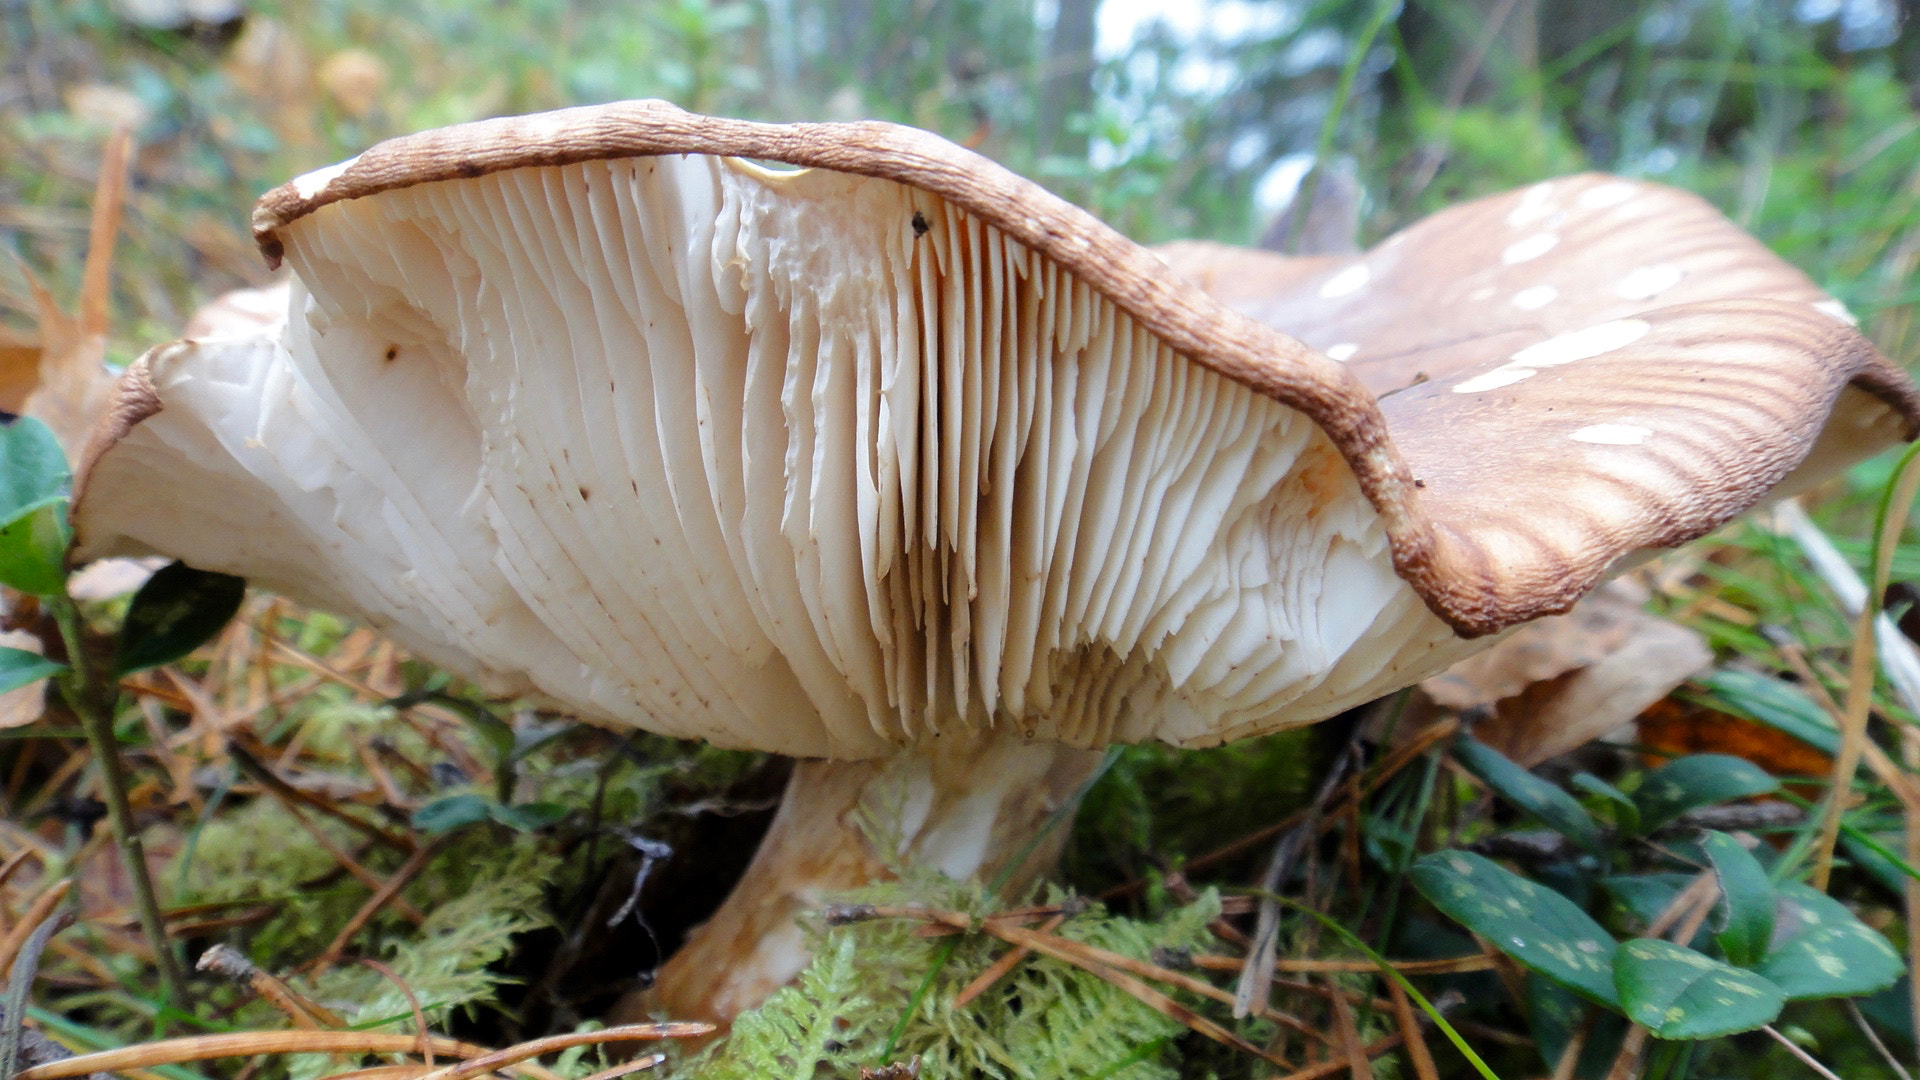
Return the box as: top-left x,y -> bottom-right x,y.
1415,735 -> 1903,1073
0,412 -> 245,1010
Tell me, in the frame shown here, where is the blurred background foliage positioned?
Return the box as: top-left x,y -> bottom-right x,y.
7,2 -> 1920,1075
4,0 -> 1920,369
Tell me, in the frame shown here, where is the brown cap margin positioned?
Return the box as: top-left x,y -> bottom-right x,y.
236,100 -> 1920,638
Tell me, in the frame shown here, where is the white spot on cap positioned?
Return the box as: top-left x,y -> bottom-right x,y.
1615,264 -> 1685,300
1453,367 -> 1538,394
1502,233 -> 1559,265
1453,318 -> 1652,395
1319,263 -> 1372,298
1325,342 -> 1358,362
1470,285 -> 1497,301
1511,318 -> 1651,367
1579,180 -> 1638,209
1813,298 -> 1859,325
291,156 -> 359,200
1511,284 -> 1558,310
1571,423 -> 1652,445
1505,182 -> 1557,227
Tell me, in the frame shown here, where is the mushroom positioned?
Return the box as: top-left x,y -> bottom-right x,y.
71,101 -> 1920,1024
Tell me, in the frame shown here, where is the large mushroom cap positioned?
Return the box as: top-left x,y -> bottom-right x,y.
75,100 -> 1920,758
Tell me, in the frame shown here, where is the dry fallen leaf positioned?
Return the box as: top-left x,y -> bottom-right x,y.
1637,697 -> 1833,780
17,129 -> 133,454
0,324 -> 40,413
1412,581 -> 1713,766
0,628 -> 50,729
319,49 -> 388,119
180,278 -> 290,340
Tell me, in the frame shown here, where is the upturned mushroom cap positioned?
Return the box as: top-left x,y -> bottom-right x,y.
73,101 -> 1920,757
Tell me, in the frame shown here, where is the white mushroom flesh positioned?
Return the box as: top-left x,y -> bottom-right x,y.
82,155 -> 1476,757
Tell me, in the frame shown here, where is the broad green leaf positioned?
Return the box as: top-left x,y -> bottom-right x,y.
490,801 -> 568,831
412,794 -> 493,834
0,416 -> 70,524
1412,850 -> 1619,1006
1693,669 -> 1839,757
0,646 -> 63,695
1603,874 -> 1697,929
1614,938 -> 1784,1039
413,795 -> 566,835
0,417 -> 72,596
1632,755 -> 1779,833
1700,831 -> 1773,967
1841,831 -> 1916,895
1527,980 -> 1628,1079
114,562 -> 247,675
1759,883 -> 1904,1000
1454,735 -> 1603,851
1572,772 -> 1639,835
0,502 -> 69,596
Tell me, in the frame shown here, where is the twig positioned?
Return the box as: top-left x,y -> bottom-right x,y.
312,836 -> 448,971
1845,999 -> 1913,1080
1386,979 -> 1440,1080
49,595 -> 184,1007
0,879 -> 71,978
1761,1024 -> 1844,1080
223,739 -> 415,854
406,1026 -> 708,1080
196,945 -> 343,1029
1100,717 -> 1458,902
2,908 -> 71,1080
832,904 -> 1301,1065
1328,986 -> 1369,1079
1776,485 -> 1920,889
11,1026 -> 710,1080
361,959 -> 432,1066
1188,952 -> 1495,976
951,909 -> 1068,1008
1236,738 -> 1363,1017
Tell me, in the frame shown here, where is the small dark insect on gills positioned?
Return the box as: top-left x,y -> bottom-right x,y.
911,211 -> 929,237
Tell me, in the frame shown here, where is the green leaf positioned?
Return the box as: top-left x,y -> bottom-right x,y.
1694,669 -> 1839,757
1632,755 -> 1779,833
1454,735 -> 1604,852
1759,883 -> 1904,1000
0,646 -> 63,694
1572,772 -> 1639,835
1412,850 -> 1620,1006
0,502 -> 69,596
1527,979 -> 1628,1078
114,562 -> 247,675
1614,938 -> 1784,1039
0,417 -> 72,596
0,416 -> 70,523
1603,873 -> 1697,929
412,794 -> 493,834
1699,831 -> 1774,968
489,801 -> 568,831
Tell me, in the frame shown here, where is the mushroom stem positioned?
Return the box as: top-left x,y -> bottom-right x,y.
644,735 -> 1104,1026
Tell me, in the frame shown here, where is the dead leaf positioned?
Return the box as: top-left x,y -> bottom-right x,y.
181,279 -> 291,340
319,49 -> 388,119
18,129 -> 133,455
224,17 -> 317,151
0,628 -> 51,729
64,84 -> 152,132
66,557 -> 163,602
1410,581 -> 1713,766
1637,697 -> 1832,779
0,324 -> 40,413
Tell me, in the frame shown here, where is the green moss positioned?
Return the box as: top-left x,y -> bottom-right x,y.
679,875 -> 1220,1080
